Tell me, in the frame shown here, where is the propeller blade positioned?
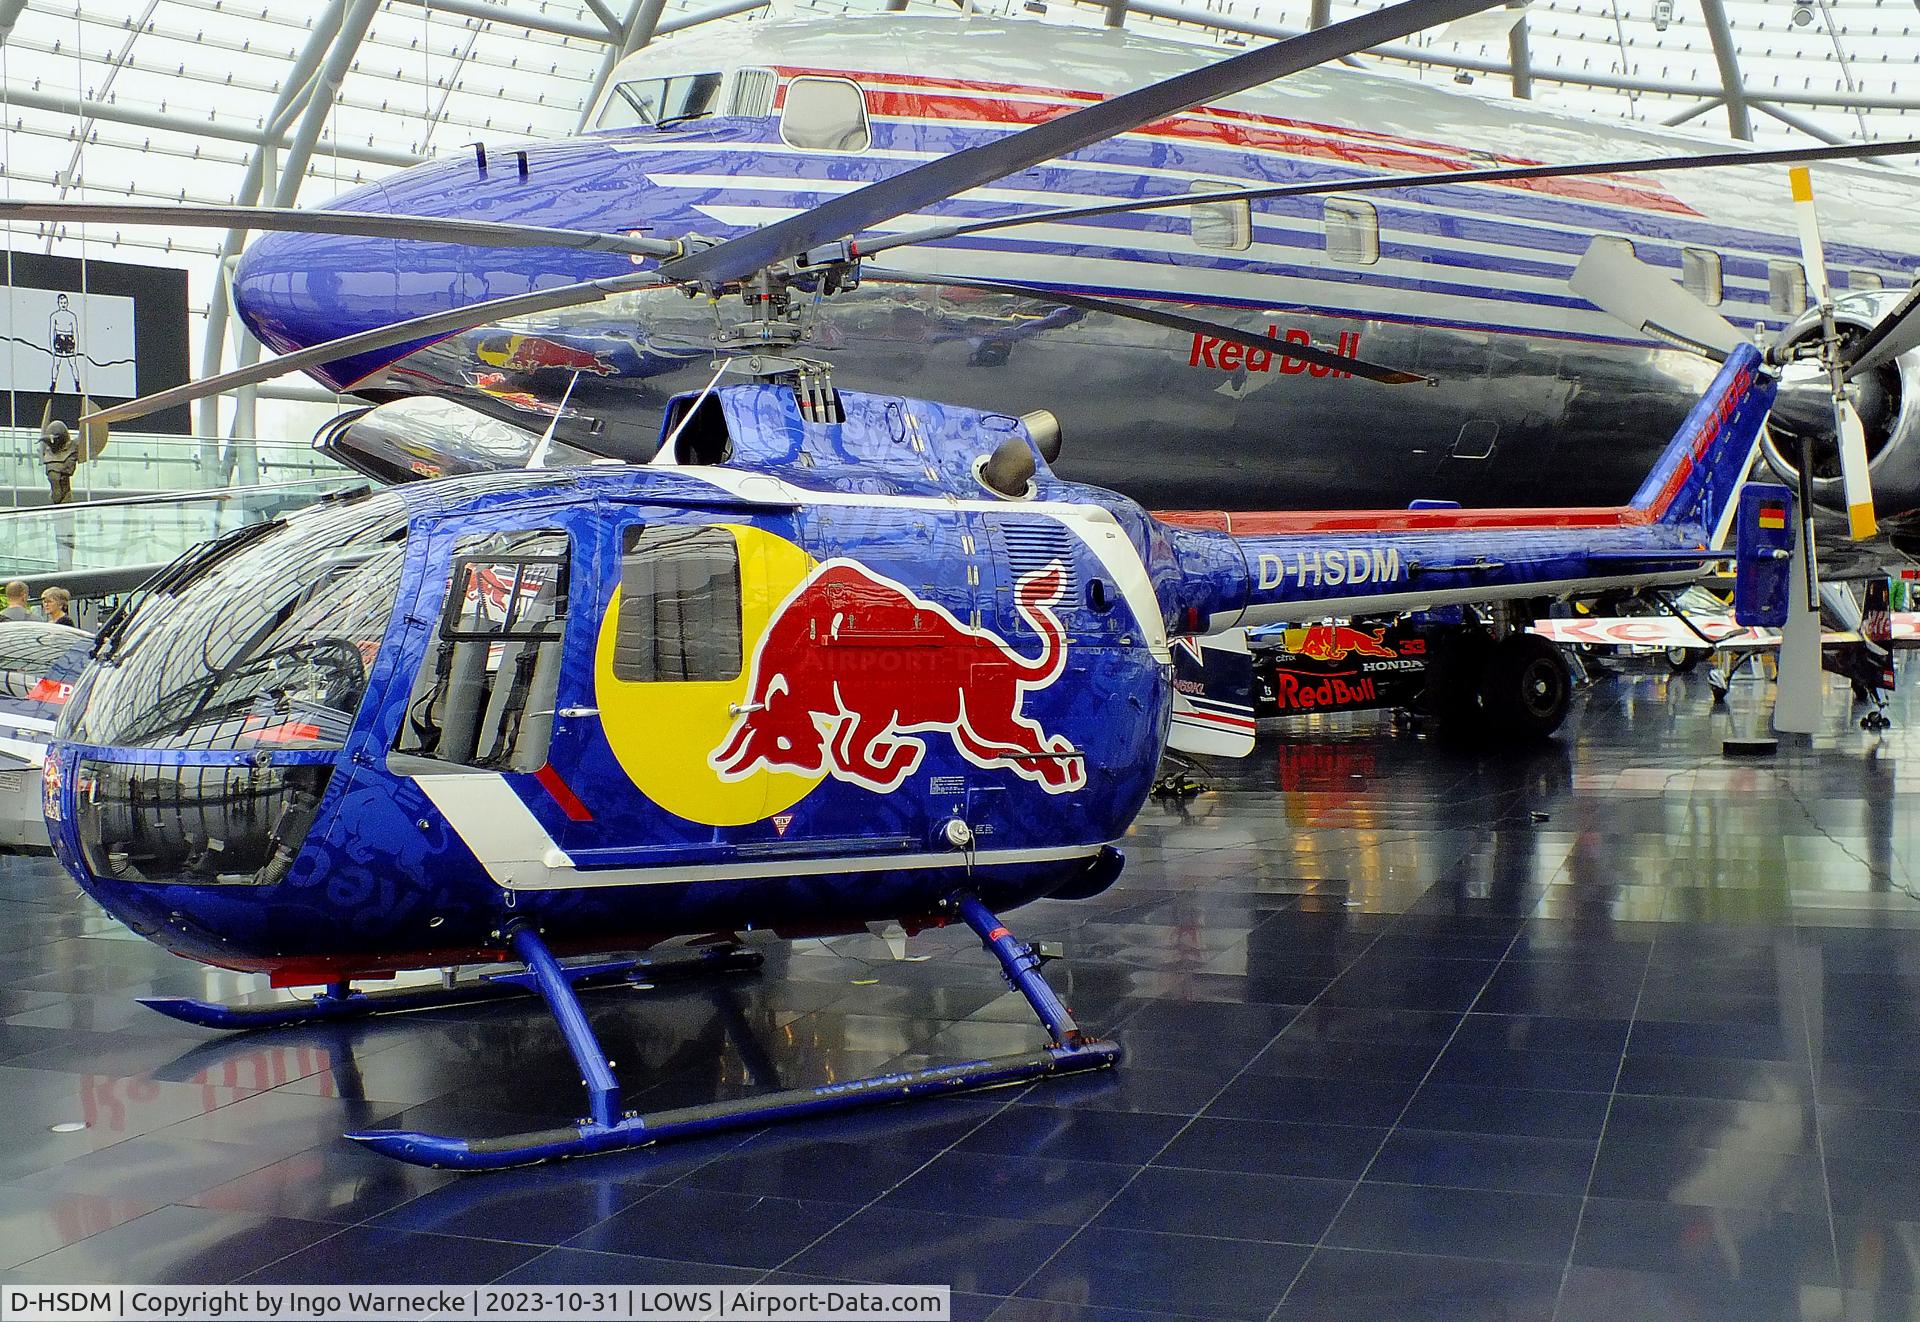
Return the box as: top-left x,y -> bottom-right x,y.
867,267 -> 1430,385
1569,239 -> 1743,359
846,139 -> 1920,262
0,200 -> 680,258
663,0 -> 1506,286
1789,167 -> 1834,306
1844,283 -> 1920,377
1836,395 -> 1878,541
83,270 -> 666,427
1790,168 -> 1877,541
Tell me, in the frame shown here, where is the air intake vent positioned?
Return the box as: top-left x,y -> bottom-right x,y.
731,68 -> 777,118
995,519 -> 1077,598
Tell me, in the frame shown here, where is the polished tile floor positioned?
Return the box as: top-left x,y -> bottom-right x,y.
3,664 -> 1919,1321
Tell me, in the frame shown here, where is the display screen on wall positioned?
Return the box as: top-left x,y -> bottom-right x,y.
2,251 -> 191,433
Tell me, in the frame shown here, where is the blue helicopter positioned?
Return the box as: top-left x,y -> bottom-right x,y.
41,337 -> 1783,1169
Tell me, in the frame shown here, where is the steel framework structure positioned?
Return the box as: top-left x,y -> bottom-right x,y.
1,0 -> 1914,444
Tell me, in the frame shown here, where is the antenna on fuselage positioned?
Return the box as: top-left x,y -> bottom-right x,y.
526,371 -> 582,470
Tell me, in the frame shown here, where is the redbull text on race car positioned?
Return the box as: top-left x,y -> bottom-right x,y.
711,560 -> 1085,794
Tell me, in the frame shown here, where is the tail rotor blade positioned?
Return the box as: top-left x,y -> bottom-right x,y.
1569,239 -> 1743,358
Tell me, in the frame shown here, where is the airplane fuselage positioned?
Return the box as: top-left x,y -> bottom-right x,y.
231,14 -> 1920,513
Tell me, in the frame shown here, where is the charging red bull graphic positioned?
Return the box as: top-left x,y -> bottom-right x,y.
1293,624 -> 1397,661
711,559 -> 1085,794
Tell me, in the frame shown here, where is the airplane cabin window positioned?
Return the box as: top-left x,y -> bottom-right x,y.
1323,199 -> 1380,266
1189,181 -> 1252,252
1682,249 -> 1723,306
615,526 -> 744,683
780,76 -> 871,152
396,529 -> 571,771
598,72 -> 723,130
1852,270 -> 1885,292
1769,261 -> 1808,316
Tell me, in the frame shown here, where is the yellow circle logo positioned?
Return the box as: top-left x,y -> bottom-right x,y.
593,523 -> 824,826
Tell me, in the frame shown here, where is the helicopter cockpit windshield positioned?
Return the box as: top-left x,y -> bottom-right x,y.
64,492 -> 411,752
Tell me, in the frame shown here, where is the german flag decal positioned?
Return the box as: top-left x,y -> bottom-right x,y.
1758,503 -> 1788,531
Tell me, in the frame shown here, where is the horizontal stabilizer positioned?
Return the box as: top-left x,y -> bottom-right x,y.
1169,630 -> 1256,758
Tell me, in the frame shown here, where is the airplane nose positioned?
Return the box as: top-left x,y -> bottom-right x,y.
232,219 -> 406,392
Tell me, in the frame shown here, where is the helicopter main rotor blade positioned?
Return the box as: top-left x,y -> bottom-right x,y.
867,267 -> 1430,385
84,270 -> 667,427
1844,283 -> 1920,377
662,0 -> 1505,287
0,200 -> 681,258
1568,238 -> 1744,360
848,139 -> 1920,261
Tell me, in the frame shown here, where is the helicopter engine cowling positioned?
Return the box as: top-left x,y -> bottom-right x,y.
1761,290 -> 1920,527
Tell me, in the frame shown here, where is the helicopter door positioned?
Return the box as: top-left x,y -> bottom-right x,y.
541,511 -> 875,868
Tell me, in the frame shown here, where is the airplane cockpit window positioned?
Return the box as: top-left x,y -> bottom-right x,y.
613,525 -> 742,683
1323,199 -> 1380,266
1189,181 -> 1252,252
1770,261 -> 1809,316
779,77 -> 871,152
598,72 -> 723,130
1682,249 -> 1723,307
394,529 -> 571,771
64,493 -> 411,752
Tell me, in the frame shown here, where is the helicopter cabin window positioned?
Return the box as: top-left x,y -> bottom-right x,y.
780,76 -> 871,152
614,526 -> 743,683
1323,199 -> 1380,266
1852,270 -> 1885,292
1770,261 -> 1808,316
1682,249 -> 1723,306
598,72 -> 724,130
394,529 -> 571,771
1189,181 -> 1251,252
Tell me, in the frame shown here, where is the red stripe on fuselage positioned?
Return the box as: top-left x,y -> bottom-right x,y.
1157,506 -> 1655,534
536,763 -> 594,822
769,65 -> 1699,217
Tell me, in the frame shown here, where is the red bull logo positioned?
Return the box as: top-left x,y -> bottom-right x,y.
711,559 -> 1084,794
1291,624 -> 1397,662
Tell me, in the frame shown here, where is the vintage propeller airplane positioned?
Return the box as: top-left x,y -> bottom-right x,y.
7,1 -> 1920,526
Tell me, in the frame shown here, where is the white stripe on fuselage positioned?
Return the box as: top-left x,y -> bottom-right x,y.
413,768 -> 1104,891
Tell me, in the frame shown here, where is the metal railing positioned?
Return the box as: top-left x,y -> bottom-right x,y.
1,427 -> 350,509
0,476 -> 367,581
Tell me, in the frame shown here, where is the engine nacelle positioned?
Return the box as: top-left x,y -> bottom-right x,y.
1762,289 -> 1920,526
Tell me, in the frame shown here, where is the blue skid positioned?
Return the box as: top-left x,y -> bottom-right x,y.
347,896 -> 1119,1170
139,945 -> 764,1031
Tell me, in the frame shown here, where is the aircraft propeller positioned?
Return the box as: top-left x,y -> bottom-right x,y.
1564,163 -> 1920,543
1788,166 -> 1876,540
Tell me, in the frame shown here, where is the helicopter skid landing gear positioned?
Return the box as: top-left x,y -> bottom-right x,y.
138,944 -> 764,1031
348,896 -> 1119,1170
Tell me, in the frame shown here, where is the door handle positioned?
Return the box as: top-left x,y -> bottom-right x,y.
728,701 -> 766,716
556,706 -> 599,718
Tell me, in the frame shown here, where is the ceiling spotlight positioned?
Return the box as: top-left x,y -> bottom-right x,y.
1454,69 -> 1474,84
1790,3 -> 1814,24
1651,0 -> 1672,29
